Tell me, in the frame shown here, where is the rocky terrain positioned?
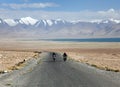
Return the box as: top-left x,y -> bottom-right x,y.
0,51 -> 37,73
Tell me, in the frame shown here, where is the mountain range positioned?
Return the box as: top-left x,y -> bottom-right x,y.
0,17 -> 120,38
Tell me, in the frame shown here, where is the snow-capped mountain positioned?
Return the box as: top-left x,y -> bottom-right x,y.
0,17 -> 120,38
0,17 -> 67,27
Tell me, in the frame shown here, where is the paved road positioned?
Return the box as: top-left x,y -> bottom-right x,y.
13,52 -> 120,87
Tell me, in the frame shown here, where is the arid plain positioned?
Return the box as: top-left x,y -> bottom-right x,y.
0,40 -> 120,72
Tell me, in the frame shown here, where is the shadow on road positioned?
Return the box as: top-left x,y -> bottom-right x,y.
42,60 -> 64,62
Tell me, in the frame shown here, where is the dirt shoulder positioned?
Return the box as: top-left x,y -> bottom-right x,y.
0,51 -> 38,72
68,49 -> 120,72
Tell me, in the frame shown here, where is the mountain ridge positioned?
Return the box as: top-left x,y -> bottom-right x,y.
0,17 -> 120,38
1,17 -> 120,26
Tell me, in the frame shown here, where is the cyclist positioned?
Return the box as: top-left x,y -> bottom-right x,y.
52,52 -> 56,61
63,52 -> 67,61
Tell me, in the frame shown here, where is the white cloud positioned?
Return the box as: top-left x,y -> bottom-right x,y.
1,3 -> 58,9
98,8 -> 115,13
97,8 -> 120,19
0,8 -> 120,21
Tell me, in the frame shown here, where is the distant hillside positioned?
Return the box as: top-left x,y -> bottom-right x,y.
0,17 -> 120,38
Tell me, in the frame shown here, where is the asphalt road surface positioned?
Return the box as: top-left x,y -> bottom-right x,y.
13,52 -> 120,87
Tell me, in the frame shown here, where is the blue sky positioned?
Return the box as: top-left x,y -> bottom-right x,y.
0,0 -> 119,11
0,0 -> 120,21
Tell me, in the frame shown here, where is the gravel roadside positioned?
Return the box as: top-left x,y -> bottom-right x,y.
0,52 -> 46,87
